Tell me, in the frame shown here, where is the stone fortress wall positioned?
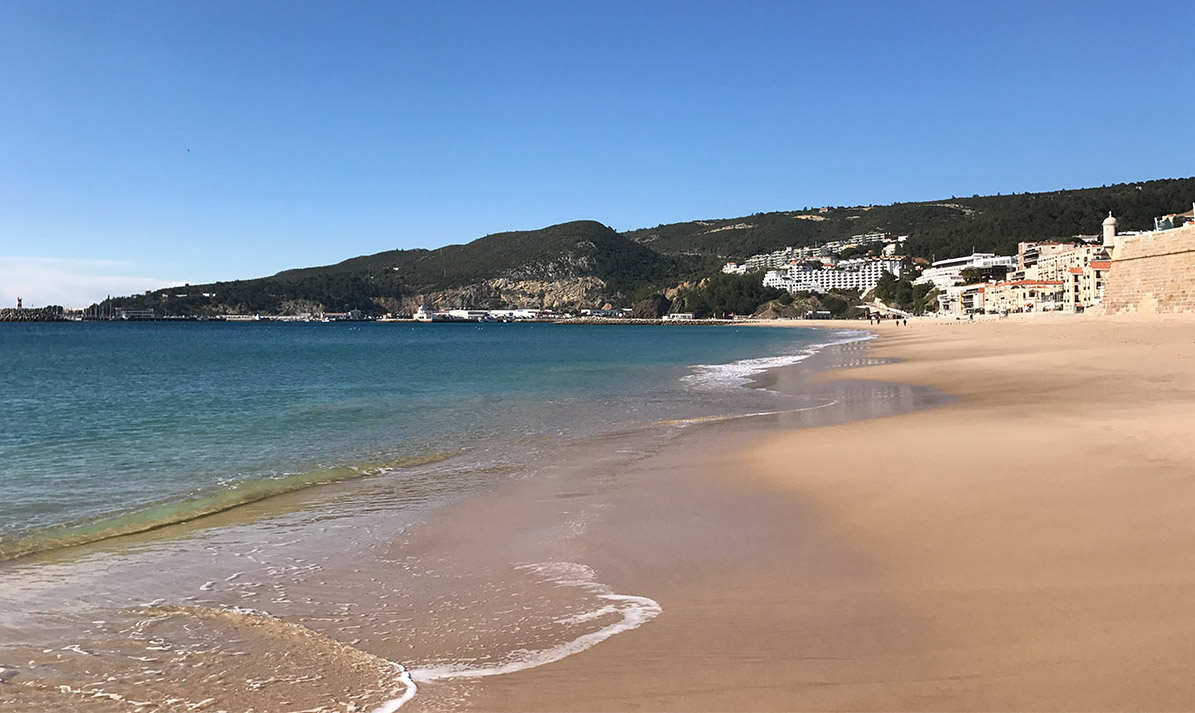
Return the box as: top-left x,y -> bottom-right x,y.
1103,223 -> 1195,314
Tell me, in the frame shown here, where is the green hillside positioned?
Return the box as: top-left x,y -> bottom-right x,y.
110,221 -> 683,316
102,177 -> 1195,317
625,177 -> 1195,262
274,220 -> 679,295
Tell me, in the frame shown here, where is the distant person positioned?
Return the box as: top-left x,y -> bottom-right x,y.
903,318 -> 908,326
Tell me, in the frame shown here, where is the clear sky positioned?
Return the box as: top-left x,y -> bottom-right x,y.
2,0 -> 1192,307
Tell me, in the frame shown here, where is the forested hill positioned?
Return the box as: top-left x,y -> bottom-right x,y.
272,220 -> 677,295
626,176 -> 1195,263
109,220 -> 686,316
102,177 -> 1195,316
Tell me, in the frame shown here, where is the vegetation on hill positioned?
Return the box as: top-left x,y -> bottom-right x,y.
751,289 -> 865,319
106,221 -> 685,316
624,177 -> 1195,263
873,272 -> 938,315
96,177 -> 1195,317
670,272 -> 784,319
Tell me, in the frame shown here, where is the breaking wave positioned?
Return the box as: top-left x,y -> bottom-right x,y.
683,329 -> 873,390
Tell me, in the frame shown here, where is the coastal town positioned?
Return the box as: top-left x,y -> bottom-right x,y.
724,200 -> 1195,319
5,199 -> 1194,324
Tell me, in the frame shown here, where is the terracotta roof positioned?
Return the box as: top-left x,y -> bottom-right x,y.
1090,261 -> 1111,269
1069,267 -> 1083,274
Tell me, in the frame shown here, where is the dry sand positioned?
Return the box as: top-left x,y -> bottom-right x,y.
461,313 -> 1195,711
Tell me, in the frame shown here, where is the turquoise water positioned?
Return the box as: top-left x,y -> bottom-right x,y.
0,321 -> 839,557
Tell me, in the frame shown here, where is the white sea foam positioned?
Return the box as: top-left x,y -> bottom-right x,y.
369,663 -> 418,713
409,561 -> 661,682
683,329 -> 874,390
653,398 -> 840,428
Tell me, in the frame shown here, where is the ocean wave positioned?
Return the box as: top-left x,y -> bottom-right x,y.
682,329 -> 873,390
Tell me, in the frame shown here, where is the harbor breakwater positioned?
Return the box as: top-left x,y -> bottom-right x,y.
0,307 -> 66,322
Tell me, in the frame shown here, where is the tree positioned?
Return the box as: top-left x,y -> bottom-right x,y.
958,267 -> 984,285
674,272 -> 783,318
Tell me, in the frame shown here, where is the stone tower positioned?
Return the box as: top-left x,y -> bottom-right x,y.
1102,211 -> 1118,247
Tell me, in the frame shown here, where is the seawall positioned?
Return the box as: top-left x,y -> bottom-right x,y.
1103,224 -> 1195,314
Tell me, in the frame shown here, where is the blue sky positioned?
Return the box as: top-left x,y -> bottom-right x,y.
2,0 -> 1192,307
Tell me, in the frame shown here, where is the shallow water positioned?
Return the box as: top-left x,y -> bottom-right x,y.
0,322 -> 890,711
0,322 -> 849,556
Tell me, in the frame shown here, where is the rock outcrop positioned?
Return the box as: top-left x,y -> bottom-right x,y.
390,276 -> 608,314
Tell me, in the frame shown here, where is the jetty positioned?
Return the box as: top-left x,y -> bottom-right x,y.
0,307 -> 67,322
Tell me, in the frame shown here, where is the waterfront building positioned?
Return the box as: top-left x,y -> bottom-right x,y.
1017,241 -> 1078,277
322,309 -> 365,321
981,279 -> 1064,314
915,253 -> 1015,291
939,283 -> 987,316
1036,245 -> 1110,283
1063,260 -> 1112,312
763,257 -> 904,295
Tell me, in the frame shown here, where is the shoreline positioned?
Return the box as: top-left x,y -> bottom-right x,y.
452,312 -> 1195,710
2,322 -> 901,711
17,313 -> 1193,709
416,331 -> 950,711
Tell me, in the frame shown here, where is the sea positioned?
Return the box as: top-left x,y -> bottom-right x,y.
0,321 -> 874,711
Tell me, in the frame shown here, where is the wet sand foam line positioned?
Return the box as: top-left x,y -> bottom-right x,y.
0,606 -> 418,711
410,562 -> 661,683
648,399 -> 840,427
25,562 -> 661,711
136,605 -> 419,713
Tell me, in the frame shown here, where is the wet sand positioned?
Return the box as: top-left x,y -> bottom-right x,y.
460,314 -> 1195,710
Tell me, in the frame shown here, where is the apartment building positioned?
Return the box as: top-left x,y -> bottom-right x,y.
1062,260 -> 1111,312
763,257 -> 904,294
982,279 -> 1064,314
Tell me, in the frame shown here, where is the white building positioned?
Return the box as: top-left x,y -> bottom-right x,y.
915,253 -> 1016,291
763,257 -> 904,295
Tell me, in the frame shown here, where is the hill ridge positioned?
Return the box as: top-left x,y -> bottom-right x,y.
101,176 -> 1195,316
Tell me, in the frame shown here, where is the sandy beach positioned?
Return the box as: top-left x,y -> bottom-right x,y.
450,314 -> 1195,711
7,315 -> 1195,711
